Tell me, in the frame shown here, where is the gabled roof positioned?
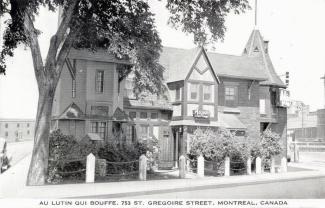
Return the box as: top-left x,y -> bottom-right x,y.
160,46 -> 268,82
242,29 -> 286,87
159,47 -> 201,83
111,107 -> 131,122
55,103 -> 85,120
207,52 -> 267,81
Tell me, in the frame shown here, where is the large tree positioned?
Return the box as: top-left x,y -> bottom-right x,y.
0,0 -> 249,185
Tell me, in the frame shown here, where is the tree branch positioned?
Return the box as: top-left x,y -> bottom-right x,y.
24,12 -> 45,88
45,0 -> 79,78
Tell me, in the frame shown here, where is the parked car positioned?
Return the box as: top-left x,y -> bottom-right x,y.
0,137 -> 11,173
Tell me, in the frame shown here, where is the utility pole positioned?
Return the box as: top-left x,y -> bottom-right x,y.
321,75 -> 325,108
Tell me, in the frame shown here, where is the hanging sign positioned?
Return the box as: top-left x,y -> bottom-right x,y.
192,109 -> 210,119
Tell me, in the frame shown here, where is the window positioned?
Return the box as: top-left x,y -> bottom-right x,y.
270,89 -> 277,106
91,122 -> 107,139
27,123 -> 30,127
91,106 -> 109,116
124,78 -> 135,99
27,130 -> 30,135
72,79 -> 76,98
5,132 -> 8,137
5,123 -> 8,128
161,112 -> 171,121
126,125 -> 136,143
225,86 -> 236,107
189,83 -> 199,101
203,84 -> 212,102
140,125 -> 149,139
140,112 -> 148,119
95,70 -> 104,93
17,123 -> 20,128
129,112 -> 137,120
260,99 -> 266,114
175,87 -> 181,101
151,112 -> 158,120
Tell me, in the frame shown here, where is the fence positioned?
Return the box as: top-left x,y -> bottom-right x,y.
186,155 -> 288,178
292,142 -> 325,152
50,154 -> 289,183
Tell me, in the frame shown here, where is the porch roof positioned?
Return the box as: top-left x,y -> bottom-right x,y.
169,114 -> 247,130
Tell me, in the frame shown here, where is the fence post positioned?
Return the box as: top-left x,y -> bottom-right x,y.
255,157 -> 262,174
281,157 -> 287,173
186,159 -> 191,172
139,154 -> 147,181
179,155 -> 186,179
86,153 -> 95,183
247,157 -> 251,175
197,155 -> 204,177
270,157 -> 275,174
224,156 -> 230,176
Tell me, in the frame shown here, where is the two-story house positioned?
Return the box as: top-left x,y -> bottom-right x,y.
52,49 -> 132,142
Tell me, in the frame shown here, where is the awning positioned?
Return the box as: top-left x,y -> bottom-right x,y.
218,113 -> 247,130
169,113 -> 247,130
169,119 -> 225,127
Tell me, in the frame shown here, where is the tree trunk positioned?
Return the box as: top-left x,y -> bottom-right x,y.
26,83 -> 55,186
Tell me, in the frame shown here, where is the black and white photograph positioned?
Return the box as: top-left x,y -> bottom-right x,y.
0,0 -> 325,207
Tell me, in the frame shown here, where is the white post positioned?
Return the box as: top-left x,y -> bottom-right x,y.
179,155 -> 186,179
139,154 -> 147,181
247,157 -> 252,175
281,157 -> 287,173
256,157 -> 262,174
224,156 -> 230,176
186,159 -> 191,172
86,153 -> 95,183
197,155 -> 204,177
270,157 -> 275,174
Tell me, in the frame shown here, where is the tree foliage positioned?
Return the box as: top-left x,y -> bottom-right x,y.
166,0 -> 250,44
0,0 -> 250,185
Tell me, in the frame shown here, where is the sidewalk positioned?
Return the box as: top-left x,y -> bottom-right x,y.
1,154 -> 325,198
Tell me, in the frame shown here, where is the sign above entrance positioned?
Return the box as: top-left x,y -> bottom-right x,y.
192,109 -> 210,119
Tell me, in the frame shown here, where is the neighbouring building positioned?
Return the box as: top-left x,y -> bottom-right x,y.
288,103 -> 325,142
0,118 -> 35,142
51,27 -> 288,167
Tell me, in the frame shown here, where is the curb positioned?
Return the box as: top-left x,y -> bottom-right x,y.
69,173 -> 325,199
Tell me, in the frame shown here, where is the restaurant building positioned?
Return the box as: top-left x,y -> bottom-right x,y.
51,28 -> 288,167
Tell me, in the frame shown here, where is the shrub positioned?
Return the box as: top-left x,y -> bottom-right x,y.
47,129 -> 156,183
188,128 -> 251,174
250,129 -> 283,169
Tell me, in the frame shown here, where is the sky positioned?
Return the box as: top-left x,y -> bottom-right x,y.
0,0 -> 324,119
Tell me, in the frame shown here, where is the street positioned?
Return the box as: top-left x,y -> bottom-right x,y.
6,140 -> 33,166
128,176 -> 325,198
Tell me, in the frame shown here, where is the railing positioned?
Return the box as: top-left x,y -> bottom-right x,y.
49,154 -> 289,184
49,157 -> 86,175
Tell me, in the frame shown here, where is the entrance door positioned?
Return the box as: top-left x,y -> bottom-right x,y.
158,126 -> 173,169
